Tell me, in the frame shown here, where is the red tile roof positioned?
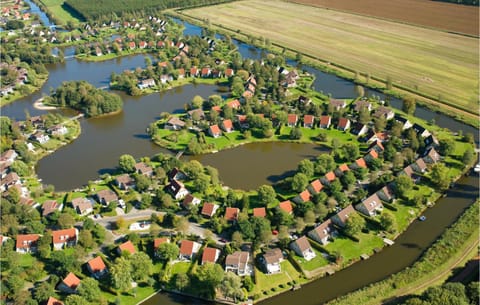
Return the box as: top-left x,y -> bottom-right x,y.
287,114 -> 298,124
211,105 -> 221,113
16,234 -> 40,250
355,158 -> 367,168
303,115 -> 314,125
225,207 -> 239,221
222,119 -> 233,130
338,117 -> 350,129
209,124 -> 221,136
309,179 -> 323,193
367,150 -> 378,159
227,99 -> 241,109
62,272 -> 80,289
42,200 -> 58,217
52,228 -> 77,245
338,163 -> 350,172
46,296 -> 64,305
202,247 -> 219,264
118,240 -> 136,254
319,115 -> 331,126
154,237 -> 169,250
279,200 -> 293,214
299,190 -> 311,202
87,256 -> 106,273
201,202 -> 218,217
180,240 -> 195,256
253,207 -> 267,217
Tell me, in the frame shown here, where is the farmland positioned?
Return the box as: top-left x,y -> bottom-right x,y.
289,0 -> 479,36
182,0 -> 479,116
35,0 -> 83,24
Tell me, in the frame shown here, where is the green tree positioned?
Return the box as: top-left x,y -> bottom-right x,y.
402,97 -> 416,115
373,116 -> 387,132
439,138 -> 456,156
4,274 -> 24,298
344,213 -> 365,236
298,159 -> 314,178
135,174 -> 151,192
358,107 -> 371,124
174,273 -> 190,291
257,185 -> 276,206
289,127 -> 302,140
130,252 -> 153,282
78,230 -> 96,250
119,154 -> 136,173
291,173 -> 308,192
57,213 -> 75,229
195,262 -> 225,298
394,175 -> 413,198
430,163 -> 451,191
65,295 -> 89,305
342,143 -> 359,162
77,277 -> 101,302
33,280 -> 55,303
191,95 -> 204,109
379,211 -> 397,234
10,160 -> 31,177
219,272 -> 245,302
462,147 -> 475,165
156,242 -> 180,261
110,257 -> 132,292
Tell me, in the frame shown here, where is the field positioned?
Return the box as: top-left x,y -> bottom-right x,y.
182,0 -> 479,115
37,0 -> 82,24
289,0 -> 479,36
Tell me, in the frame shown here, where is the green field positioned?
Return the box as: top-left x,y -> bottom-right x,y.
37,0 -> 82,24
182,0 -> 479,115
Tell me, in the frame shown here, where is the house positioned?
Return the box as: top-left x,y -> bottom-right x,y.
368,140 -> 384,154
394,114 -> 412,130
227,99 -> 241,110
335,163 -> 350,177
221,119 -> 234,133
376,185 -> 395,203
179,240 -> 201,260
128,41 -> 136,49
201,202 -> 219,218
167,167 -> 187,181
293,190 -> 311,204
202,247 -> 221,265
225,207 -> 240,222
86,256 -> 107,279
331,205 -> 356,227
236,114 -> 248,128
321,171 -> 336,185
308,219 -> 334,245
364,149 -> 379,163
57,272 -> 81,294
0,149 -> 17,163
16,234 -> 40,253
278,200 -> 293,214
353,158 -> 367,169
319,116 -> 332,129
350,123 -> 368,136
138,78 -> 155,89
166,180 -> 189,200
201,67 -> 211,78
225,251 -> 251,276
290,236 -> 316,261
303,115 -> 315,128
190,67 -> 199,77
153,237 -> 169,257
400,165 -> 414,177
412,158 -> 427,173
182,194 -> 201,209
330,99 -> 347,111
207,124 -> 222,138
424,134 -> 439,148
95,189 -> 118,205
117,240 -> 136,255
337,117 -> 351,131
253,207 -> 267,218
287,114 -> 298,127
95,46 -> 103,56
353,100 -> 372,112
262,248 -> 284,274
0,172 -> 20,191
307,179 -> 323,195
423,147 -> 441,164
71,197 -> 93,216
412,123 -> 430,138
46,297 -> 64,305
177,68 -> 185,78
160,74 -> 173,84
30,131 -> 50,144
48,125 -> 68,136
42,200 -> 61,217
211,105 -> 221,113
164,117 -> 186,130
373,106 -> 394,120
356,194 -> 384,217
52,228 -> 78,250
139,41 -> 147,49
134,162 -> 153,176
115,174 -> 135,190
225,68 -> 234,77
187,108 -> 205,121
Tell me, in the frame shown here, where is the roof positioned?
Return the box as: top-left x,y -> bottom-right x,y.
253,207 -> 267,217
62,272 -> 81,289
225,251 -> 249,266
71,197 -> 92,213
118,240 -> 136,254
227,99 -> 241,109
16,234 -> 40,249
330,98 -> 346,108
360,194 -> 383,212
287,114 -> 298,124
310,219 -> 333,240
154,237 -> 169,249
201,202 -> 218,217
180,240 -> 196,256
182,194 -> 200,208
222,119 -> 233,130
298,190 -> 311,202
292,236 -> 312,252
367,149 -> 378,159
309,179 -> 323,193
135,162 -> 152,174
303,115 -> 314,124
402,165 -> 414,177
263,248 -> 283,264
52,228 -> 77,245
334,205 -> 355,226
353,100 -> 371,111
209,124 -> 221,135
368,140 -> 384,152
319,115 -> 331,125
279,200 -> 293,214
96,189 -> 118,203
202,247 -> 219,264
225,207 -> 239,221
87,256 -> 106,273
378,185 -> 394,199
355,158 -> 367,168
338,117 -> 350,128
42,200 -> 58,217
325,171 -> 336,181
167,116 -> 186,127
338,164 -> 350,173
211,105 -> 221,113
374,106 -> 393,118
415,158 -> 427,170
46,297 -> 64,305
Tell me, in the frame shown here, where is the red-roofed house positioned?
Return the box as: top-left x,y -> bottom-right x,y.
308,219 -> 335,245
190,67 -> 199,77
87,256 -> 108,279
201,202 -> 219,218
16,234 -> 40,253
52,228 -> 78,250
153,237 -> 170,258
364,149 -> 379,163
46,297 -> 64,305
179,240 -> 201,260
225,68 -> 234,77
307,179 -> 323,195
211,105 -> 221,113
303,115 -> 315,128
227,99 -> 241,110
253,207 -> 267,218
353,158 -> 367,169
290,236 -> 316,261
221,119 -> 234,133
57,272 -> 81,294
208,124 -> 222,138
117,240 -> 136,255
128,41 -> 136,49
287,114 -> 298,127
319,115 -> 332,129
335,163 -> 350,177
293,190 -> 311,204
202,247 -> 221,265
201,67 -> 211,78
225,207 -> 240,221
279,200 -> 293,214
321,171 -> 337,185
337,117 -> 351,131
368,140 -> 384,154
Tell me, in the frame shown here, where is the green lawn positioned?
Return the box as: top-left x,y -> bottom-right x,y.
325,233 -> 384,264
252,260 -> 301,294
37,0 -> 83,24
170,261 -> 191,276
294,248 -> 330,271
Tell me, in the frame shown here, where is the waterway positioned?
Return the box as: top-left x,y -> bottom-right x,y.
1,12 -> 479,305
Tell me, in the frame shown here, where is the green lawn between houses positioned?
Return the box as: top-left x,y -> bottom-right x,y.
325,233 -> 384,265
252,260 -> 302,295
294,247 -> 330,271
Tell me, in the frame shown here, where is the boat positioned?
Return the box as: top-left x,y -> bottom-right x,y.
418,215 -> 427,221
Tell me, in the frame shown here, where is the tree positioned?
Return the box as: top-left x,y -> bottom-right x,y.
394,175 -> 413,198
138,193 -> 152,209
77,277 -> 101,302
33,281 -> 55,303
402,97 -> 416,115
219,272 -> 245,302
11,160 -> 31,177
174,216 -> 190,235
298,159 -> 314,178
291,173 -> 308,192
315,154 -> 336,175
257,185 -> 276,206
196,262 -> 225,298
289,127 -> 302,140
439,139 -> 456,156
110,257 -> 132,292
37,232 -> 52,259
50,251 -> 81,276
304,210 -> 316,225
342,143 -> 359,161
462,147 -> 475,165
355,85 -> 364,98
78,230 -> 96,250
57,213 -> 75,229
130,252 -> 153,282
65,295 -> 89,305
344,213 -> 365,236
135,174 -> 151,192
191,95 -> 204,109
119,154 -> 136,173
379,211 -> 397,234
182,160 -> 204,179
358,107 -> 371,124
341,171 -> 356,189
4,274 -> 24,297
295,217 -> 306,233
373,116 -> 387,132
174,273 -> 190,291
430,163 -> 451,191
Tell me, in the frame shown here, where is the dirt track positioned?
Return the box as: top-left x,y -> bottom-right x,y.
289,0 -> 479,36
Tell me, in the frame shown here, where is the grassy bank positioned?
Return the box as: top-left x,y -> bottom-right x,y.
178,0 -> 479,120
0,73 -> 48,107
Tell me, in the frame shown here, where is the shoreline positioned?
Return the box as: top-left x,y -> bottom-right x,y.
33,98 -> 59,110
